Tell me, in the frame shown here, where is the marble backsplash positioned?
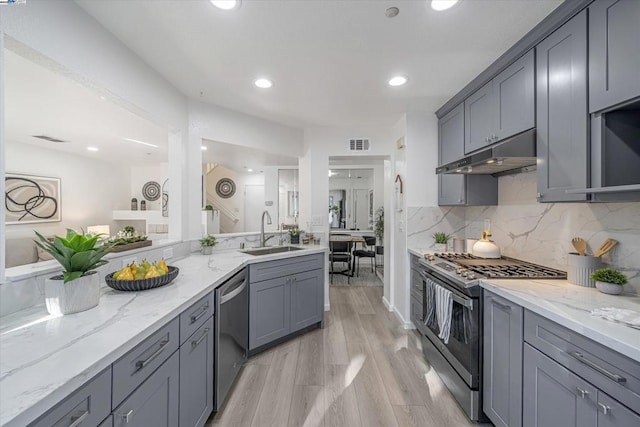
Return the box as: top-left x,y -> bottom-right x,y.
408,171 -> 640,293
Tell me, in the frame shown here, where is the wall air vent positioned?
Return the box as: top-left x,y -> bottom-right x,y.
32,135 -> 68,143
349,138 -> 370,152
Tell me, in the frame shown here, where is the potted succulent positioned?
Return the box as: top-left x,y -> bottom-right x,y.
288,228 -> 302,245
200,235 -> 217,255
34,229 -> 111,315
591,268 -> 628,295
432,232 -> 452,253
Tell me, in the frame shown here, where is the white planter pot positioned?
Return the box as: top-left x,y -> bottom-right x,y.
434,243 -> 448,253
595,281 -> 624,295
201,246 -> 213,255
45,271 -> 100,315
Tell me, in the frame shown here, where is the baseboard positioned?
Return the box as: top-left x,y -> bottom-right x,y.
324,303 -> 330,311
382,296 -> 392,311
392,306 -> 415,330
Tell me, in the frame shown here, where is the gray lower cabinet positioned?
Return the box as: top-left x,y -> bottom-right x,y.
179,316 -> 215,427
597,392 -> 640,427
523,343 -> 598,427
536,10 -> 588,202
589,0 -> 640,113
483,290 -> 523,427
290,269 -> 324,331
113,351 -> 179,427
250,275 -> 291,349
98,415 -> 113,427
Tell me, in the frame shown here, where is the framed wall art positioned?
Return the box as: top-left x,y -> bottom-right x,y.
5,173 -> 61,224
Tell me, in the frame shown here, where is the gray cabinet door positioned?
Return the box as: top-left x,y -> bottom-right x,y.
597,391 -> 640,427
290,269 -> 323,332
494,50 -> 535,140
113,351 -> 179,427
465,81 -> 494,154
536,10 -> 589,202
589,0 -> 640,113
483,291 -> 523,427
438,103 -> 467,206
98,415 -> 113,427
179,317 -> 214,427
249,276 -> 291,349
523,344 -> 597,427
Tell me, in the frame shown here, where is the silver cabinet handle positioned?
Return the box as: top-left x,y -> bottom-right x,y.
120,409 -> 134,423
568,351 -> 626,383
576,387 -> 589,399
68,410 -> 89,427
191,328 -> 210,348
485,137 -> 490,142
292,276 -> 297,281
488,297 -> 511,312
190,303 -> 209,324
598,403 -> 611,415
135,339 -> 169,371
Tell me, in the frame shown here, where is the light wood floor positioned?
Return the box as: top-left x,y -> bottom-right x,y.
208,286 -> 475,427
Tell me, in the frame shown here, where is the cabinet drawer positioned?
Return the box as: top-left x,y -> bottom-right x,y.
410,268 -> 423,301
112,317 -> 179,408
180,292 -> 215,345
249,253 -> 323,283
525,310 -> 640,413
29,367 -> 111,427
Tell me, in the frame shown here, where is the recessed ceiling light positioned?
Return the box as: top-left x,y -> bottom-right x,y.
431,0 -> 459,11
210,0 -> 240,10
388,76 -> 408,86
385,7 -> 400,18
87,146 -> 99,152
201,145 -> 207,151
247,168 -> 253,172
254,78 -> 273,89
124,137 -> 158,148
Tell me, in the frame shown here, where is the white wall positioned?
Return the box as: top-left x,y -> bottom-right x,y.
5,142 -> 130,241
0,32 -> 6,279
130,164 -> 169,211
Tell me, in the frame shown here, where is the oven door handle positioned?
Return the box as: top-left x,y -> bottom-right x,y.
419,271 -> 473,310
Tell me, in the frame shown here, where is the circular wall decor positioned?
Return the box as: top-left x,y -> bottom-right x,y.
215,178 -> 236,198
142,181 -> 161,201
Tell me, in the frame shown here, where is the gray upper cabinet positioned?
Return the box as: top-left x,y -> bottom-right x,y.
464,50 -> 535,155
483,291 -> 523,427
290,269 -> 324,331
494,50 -> 535,140
536,10 -> 589,202
589,0 -> 640,113
523,343 -> 598,427
439,103 -> 467,206
465,82 -> 494,154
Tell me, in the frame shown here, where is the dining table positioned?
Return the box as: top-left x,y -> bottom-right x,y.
329,234 -> 366,277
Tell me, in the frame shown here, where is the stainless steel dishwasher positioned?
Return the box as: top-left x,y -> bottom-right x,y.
214,268 -> 248,411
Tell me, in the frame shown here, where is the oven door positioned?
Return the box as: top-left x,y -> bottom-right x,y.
419,269 -> 479,389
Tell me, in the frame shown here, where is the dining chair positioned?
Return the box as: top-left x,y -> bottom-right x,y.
353,236 -> 376,276
329,240 -> 353,284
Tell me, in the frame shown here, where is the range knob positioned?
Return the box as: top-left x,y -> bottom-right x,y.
466,273 -> 476,280
460,269 -> 469,277
425,253 -> 435,261
456,267 -> 465,275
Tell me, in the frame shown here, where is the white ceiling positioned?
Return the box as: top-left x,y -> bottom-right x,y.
77,0 -> 562,128
202,139 -> 297,172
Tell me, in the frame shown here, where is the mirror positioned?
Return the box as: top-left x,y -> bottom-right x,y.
4,47 -> 171,268
328,168 -> 375,230
201,140 -> 298,234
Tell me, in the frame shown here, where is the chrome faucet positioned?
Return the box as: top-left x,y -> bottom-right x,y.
260,210 -> 273,247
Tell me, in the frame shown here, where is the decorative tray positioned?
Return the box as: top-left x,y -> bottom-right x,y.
105,266 -> 179,291
109,240 -> 152,253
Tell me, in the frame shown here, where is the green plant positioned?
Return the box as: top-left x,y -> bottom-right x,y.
591,268 -> 628,285
288,228 -> 302,236
205,205 -> 214,211
123,225 -> 136,234
374,207 -> 384,242
107,227 -> 148,246
200,235 -> 217,247
432,232 -> 453,244
34,229 -> 110,283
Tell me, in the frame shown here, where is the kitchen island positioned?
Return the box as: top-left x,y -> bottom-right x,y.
0,246 -> 327,427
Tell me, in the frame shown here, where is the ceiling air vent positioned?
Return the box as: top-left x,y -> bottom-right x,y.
349,138 -> 370,152
32,135 -> 68,143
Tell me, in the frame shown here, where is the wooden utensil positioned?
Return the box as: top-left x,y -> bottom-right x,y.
571,237 -> 587,256
594,238 -> 618,258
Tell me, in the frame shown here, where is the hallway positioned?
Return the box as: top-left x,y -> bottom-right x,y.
208,286 -> 474,427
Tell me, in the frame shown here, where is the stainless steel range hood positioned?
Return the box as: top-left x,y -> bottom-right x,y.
436,129 -> 536,175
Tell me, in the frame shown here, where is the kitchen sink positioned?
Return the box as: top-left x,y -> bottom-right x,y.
241,246 -> 304,256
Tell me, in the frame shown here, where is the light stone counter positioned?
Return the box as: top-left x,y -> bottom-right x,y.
0,246 -> 327,427
481,279 -> 640,363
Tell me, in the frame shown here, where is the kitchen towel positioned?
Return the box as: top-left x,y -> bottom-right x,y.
435,284 -> 453,344
424,278 -> 437,329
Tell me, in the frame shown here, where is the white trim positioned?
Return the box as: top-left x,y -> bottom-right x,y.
392,305 -> 415,330
324,303 -> 331,311
382,296 -> 392,311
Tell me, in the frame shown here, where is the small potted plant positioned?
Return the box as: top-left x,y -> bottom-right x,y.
200,235 -> 217,255
591,268 -> 628,295
34,229 -> 111,315
432,232 -> 452,252
289,228 -> 302,245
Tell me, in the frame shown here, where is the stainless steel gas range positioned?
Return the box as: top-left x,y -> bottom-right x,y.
410,252 -> 566,422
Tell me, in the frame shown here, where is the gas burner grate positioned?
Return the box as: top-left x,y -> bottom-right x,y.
433,253 -> 566,279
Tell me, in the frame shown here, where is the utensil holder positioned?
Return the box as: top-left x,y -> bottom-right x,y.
567,253 -> 602,287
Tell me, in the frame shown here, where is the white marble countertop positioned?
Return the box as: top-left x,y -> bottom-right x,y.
0,246 -> 327,427
480,279 -> 640,363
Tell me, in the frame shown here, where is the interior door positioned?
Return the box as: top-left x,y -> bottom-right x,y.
244,185 -> 265,231
353,189 -> 369,230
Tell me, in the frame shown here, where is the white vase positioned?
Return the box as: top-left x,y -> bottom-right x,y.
45,271 -> 100,315
595,281 -> 624,295
434,243 -> 447,253
202,246 -> 213,255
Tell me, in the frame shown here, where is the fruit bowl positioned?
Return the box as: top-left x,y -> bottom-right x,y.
105,266 -> 179,292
